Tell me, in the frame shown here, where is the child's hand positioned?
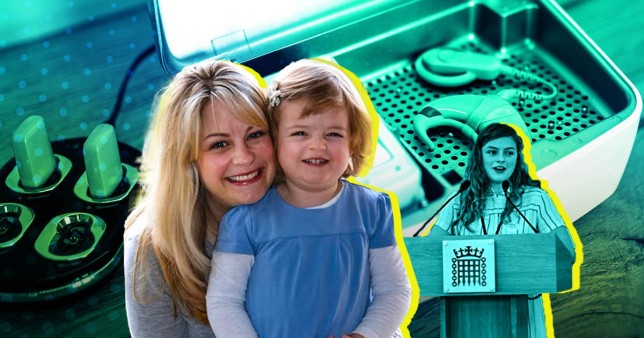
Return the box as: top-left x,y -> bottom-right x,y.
342,334 -> 366,338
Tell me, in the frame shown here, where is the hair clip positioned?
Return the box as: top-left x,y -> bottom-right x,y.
268,83 -> 281,108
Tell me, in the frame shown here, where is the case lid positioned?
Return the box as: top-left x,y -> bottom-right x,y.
150,0 -> 408,75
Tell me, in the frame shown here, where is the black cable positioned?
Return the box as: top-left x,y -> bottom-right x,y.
104,44 -> 157,126
413,180 -> 470,237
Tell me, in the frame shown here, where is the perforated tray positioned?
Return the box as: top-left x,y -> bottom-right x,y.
365,41 -> 608,184
153,0 -> 641,228
326,1 -> 639,228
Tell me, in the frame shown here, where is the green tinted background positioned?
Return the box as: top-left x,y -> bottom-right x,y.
0,0 -> 642,337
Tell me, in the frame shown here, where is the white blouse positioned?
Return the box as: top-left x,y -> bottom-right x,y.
435,185 -> 564,236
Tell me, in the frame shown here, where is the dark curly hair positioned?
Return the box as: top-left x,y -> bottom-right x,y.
451,123 -> 540,234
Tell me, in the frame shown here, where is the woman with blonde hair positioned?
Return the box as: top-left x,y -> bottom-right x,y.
124,59 -> 276,337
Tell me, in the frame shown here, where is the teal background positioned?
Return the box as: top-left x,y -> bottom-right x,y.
1,0 -> 642,337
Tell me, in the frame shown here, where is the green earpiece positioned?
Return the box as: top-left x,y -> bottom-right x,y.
83,124 -> 123,198
12,115 -> 57,189
413,95 -> 530,150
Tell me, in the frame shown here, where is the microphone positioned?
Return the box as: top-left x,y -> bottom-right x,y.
413,180 -> 470,237
502,181 -> 538,234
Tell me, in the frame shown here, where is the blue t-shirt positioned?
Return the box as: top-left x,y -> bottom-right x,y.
215,181 -> 396,338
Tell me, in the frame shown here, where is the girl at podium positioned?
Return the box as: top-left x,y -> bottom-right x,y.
430,123 -> 576,338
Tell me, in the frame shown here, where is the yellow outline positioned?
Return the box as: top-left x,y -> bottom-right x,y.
508,123 -> 584,338
349,179 -> 421,338
236,62 -> 268,89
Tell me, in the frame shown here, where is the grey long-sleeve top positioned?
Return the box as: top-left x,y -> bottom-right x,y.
124,219 -> 215,338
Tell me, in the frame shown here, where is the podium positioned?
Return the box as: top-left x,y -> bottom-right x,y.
404,232 -> 573,338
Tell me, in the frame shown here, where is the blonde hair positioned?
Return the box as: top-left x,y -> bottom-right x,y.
125,59 -> 268,324
267,58 -> 373,177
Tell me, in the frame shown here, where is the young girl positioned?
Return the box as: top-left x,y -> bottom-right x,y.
206,59 -> 412,338
430,122 -> 577,338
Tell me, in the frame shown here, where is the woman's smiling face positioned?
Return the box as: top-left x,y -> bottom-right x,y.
197,99 -> 276,211
481,136 -> 517,189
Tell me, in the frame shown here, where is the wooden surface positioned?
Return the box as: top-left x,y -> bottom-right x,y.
0,0 -> 642,337
442,296 -> 529,338
405,233 -> 573,296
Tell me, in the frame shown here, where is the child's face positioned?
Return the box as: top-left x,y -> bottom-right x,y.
481,136 -> 517,187
276,99 -> 351,194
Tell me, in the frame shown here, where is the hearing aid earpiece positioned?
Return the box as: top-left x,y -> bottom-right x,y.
414,48 -> 503,87
414,105 -> 478,151
414,48 -> 558,101
413,94 -> 530,150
